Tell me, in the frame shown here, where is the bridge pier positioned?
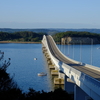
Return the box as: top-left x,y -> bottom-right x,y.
49,65 -> 55,70
42,46 -> 47,53
54,71 -> 64,84
53,71 -> 64,90
51,70 -> 58,76
64,75 -> 93,100
54,78 -> 64,85
42,47 -> 64,89
64,75 -> 75,94
74,85 -> 93,100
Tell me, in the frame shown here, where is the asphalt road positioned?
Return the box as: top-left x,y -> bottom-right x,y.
46,35 -> 100,81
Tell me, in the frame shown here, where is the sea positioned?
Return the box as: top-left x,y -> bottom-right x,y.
0,43 -> 100,93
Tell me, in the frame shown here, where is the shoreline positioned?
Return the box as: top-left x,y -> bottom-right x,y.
0,41 -> 41,44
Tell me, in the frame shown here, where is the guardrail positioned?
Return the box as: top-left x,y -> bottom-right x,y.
85,64 -> 100,72
49,35 -> 83,64
49,35 -> 100,72
42,35 -> 61,70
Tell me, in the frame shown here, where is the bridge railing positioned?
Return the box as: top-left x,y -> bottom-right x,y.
49,35 -> 100,72
49,35 -> 83,64
85,64 -> 100,72
42,35 -> 63,70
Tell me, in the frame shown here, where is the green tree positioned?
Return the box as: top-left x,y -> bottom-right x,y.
52,31 -> 100,43
0,51 -> 23,100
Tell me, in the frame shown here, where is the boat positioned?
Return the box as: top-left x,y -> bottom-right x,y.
34,58 -> 37,60
97,47 -> 100,49
38,72 -> 47,76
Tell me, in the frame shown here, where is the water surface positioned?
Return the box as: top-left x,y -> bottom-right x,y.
0,43 -> 53,92
58,44 -> 100,67
1,43 -> 100,93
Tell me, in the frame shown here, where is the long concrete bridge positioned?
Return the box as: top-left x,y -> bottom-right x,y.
42,35 -> 100,100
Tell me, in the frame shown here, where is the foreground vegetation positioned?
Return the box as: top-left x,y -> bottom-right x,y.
0,31 -> 46,42
52,31 -> 100,42
0,51 -> 73,100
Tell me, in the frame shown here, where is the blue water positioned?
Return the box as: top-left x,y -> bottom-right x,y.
57,44 -> 100,67
0,43 -> 53,92
0,43 -> 100,93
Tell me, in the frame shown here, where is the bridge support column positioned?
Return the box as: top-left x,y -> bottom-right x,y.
74,85 -> 93,100
58,71 -> 64,78
64,75 -> 75,94
51,70 -> 58,76
54,78 -> 64,85
54,74 -> 64,89
49,65 -> 55,70
54,71 -> 64,84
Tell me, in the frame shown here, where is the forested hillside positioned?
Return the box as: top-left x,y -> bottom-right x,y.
52,31 -> 100,42
1,31 -> 100,43
0,31 -> 46,42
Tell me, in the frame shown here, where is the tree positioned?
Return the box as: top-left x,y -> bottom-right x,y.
0,51 -> 23,100
52,31 -> 100,43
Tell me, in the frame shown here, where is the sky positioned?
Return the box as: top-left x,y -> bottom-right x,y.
0,0 -> 100,29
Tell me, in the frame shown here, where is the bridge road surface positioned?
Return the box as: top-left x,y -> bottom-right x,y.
46,35 -> 100,81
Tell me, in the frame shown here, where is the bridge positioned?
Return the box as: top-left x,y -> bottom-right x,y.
42,35 -> 100,100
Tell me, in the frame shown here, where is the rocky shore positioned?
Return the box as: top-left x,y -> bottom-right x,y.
61,37 -> 100,44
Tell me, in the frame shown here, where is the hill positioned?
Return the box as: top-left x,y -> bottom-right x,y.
52,31 -> 100,44
0,31 -> 46,42
0,28 -> 100,34
0,28 -> 58,35
55,28 -> 100,34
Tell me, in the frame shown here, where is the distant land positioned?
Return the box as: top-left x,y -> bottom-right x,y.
0,28 -> 100,35
53,31 -> 100,44
0,28 -> 100,44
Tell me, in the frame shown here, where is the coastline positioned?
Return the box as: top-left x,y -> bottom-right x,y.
0,41 -> 41,44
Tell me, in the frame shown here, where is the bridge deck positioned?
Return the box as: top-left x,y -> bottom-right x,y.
46,36 -> 100,81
